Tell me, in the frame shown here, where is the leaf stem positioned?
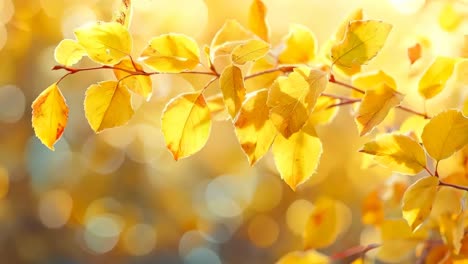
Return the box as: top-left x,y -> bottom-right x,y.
439,181 -> 468,192
330,243 -> 380,261
244,66 -> 296,80
328,75 -> 431,119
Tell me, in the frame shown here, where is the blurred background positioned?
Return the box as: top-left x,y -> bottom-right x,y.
0,0 -> 467,263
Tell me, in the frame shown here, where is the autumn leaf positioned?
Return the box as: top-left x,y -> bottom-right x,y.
248,0 -> 269,42
362,190 -> 384,226
308,96 -> 339,126
439,3 -> 463,32
335,9 -> 363,42
210,19 -> 253,50
418,56 -> 456,99
399,115 -> 430,142
352,70 -> 397,93
272,121 -> 322,190
231,39 -> 270,65
377,218 -> 429,262
402,176 -> 439,231
234,90 -> 276,165
32,83 -> 68,150
74,21 -> 131,65
268,67 -> 328,138
439,212 -> 465,254
219,65 -> 245,119
161,92 -> 211,160
355,84 -> 403,136
54,39 -> 86,66
329,9 -> 363,76
113,58 -> 152,100
407,43 -> 422,65
141,33 -> 200,73
421,110 -> 468,161
276,250 -> 329,264
331,20 -> 392,68
278,24 -> 317,64
112,0 -> 132,29
360,133 -> 427,175
303,198 -> 350,250
84,81 -> 134,133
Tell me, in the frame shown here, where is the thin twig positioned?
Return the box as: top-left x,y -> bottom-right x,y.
439,181 -> 468,192
244,66 -> 296,80
330,243 -> 380,261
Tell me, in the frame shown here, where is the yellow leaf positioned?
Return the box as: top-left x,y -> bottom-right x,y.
268,68 -> 328,138
351,70 -> 397,96
248,0 -> 269,42
303,199 -> 339,249
355,84 -> 403,136
308,96 -> 339,126
407,42 -> 422,65
431,187 -> 462,219
219,65 -> 246,119
418,56 -> 457,99
402,176 -> 439,231
206,94 -> 230,121
113,58 -> 152,100
112,0 -> 132,29
84,81 -> 134,133
54,39 -> 86,66
360,133 -> 427,175
141,33 -> 200,73
231,39 -> 270,65
211,20 -> 253,50
235,90 -> 277,165
31,83 -> 68,150
377,218 -> 429,263
464,97 -> 468,117
74,21 -> 131,65
279,24 -> 317,64
245,54 -> 281,90
331,20 -> 392,68
335,9 -> 363,42
161,92 -> 211,160
439,212 -> 465,254
439,3 -> 463,32
361,190 -> 384,226
272,121 -> 322,190
276,250 -> 329,264
399,115 -> 430,142
456,59 -> 468,84
422,110 -> 468,161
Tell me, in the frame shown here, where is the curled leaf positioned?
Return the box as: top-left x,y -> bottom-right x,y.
248,0 -> 269,42
355,84 -> 403,136
235,90 -> 276,165
219,65 -> 246,119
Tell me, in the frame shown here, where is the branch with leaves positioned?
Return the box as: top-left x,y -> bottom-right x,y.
30,0 -> 468,263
